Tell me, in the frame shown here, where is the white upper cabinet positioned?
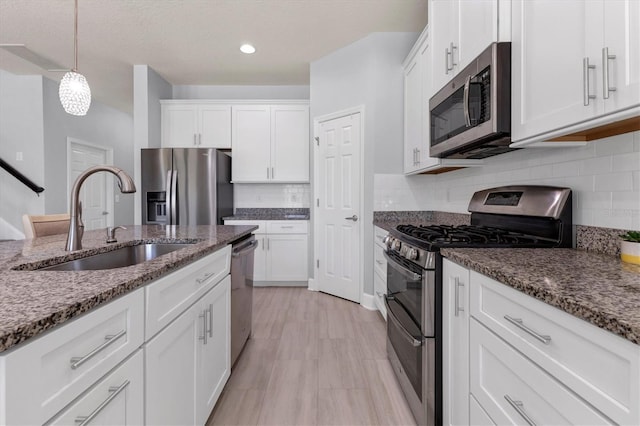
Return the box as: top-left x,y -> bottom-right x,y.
232,103 -> 309,183
511,0 -> 640,146
403,27 -> 483,175
161,102 -> 232,148
430,0 -> 502,95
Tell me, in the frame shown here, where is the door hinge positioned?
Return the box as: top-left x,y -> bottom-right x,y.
316,198 -> 319,207
315,136 -> 320,146
317,259 -> 319,268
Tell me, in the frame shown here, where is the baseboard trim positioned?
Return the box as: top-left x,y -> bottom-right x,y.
253,280 -> 308,287
360,292 -> 377,311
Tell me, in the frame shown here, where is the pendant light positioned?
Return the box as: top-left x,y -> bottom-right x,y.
59,0 -> 91,116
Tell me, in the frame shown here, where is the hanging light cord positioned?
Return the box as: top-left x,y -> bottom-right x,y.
73,0 -> 78,72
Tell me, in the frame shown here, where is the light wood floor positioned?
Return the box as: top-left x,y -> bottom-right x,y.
207,287 -> 417,426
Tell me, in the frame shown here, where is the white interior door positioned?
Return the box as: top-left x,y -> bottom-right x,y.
68,139 -> 113,230
316,112 -> 361,302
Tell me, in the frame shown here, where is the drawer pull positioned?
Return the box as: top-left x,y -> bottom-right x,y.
75,380 -> 130,425
70,330 -> 126,370
196,272 -> 215,284
504,315 -> 551,344
279,225 -> 294,229
504,395 -> 536,426
454,277 -> 464,317
376,260 -> 384,265
208,303 -> 214,338
199,310 -> 208,344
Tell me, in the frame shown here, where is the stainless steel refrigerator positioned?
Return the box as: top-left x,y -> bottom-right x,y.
141,148 -> 233,225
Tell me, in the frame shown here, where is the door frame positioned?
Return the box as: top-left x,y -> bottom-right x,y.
311,105 -> 365,304
67,137 -> 115,227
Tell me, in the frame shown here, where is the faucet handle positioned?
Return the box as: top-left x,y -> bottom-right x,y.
106,226 -> 126,243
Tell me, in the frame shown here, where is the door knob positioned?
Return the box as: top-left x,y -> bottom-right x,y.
345,215 -> 359,222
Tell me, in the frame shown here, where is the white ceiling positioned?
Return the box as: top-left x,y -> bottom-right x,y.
0,0 -> 428,113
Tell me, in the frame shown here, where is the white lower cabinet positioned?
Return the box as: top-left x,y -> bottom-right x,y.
373,226 -> 387,319
48,350 -> 144,426
443,258 -> 640,426
145,275 -> 231,426
442,259 -> 469,426
224,220 -> 309,283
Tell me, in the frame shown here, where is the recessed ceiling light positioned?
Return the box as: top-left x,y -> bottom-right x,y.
240,44 -> 256,54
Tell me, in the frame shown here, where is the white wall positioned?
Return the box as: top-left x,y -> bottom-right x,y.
42,77 -> 135,226
310,32 -> 418,295
0,70 -> 45,238
133,65 -> 173,224
173,85 -> 309,100
375,131 -> 640,231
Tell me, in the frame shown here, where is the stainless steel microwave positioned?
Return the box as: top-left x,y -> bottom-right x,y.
429,42 -> 514,159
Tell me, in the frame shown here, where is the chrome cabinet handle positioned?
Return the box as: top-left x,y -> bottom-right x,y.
504,395 -> 536,426
271,167 -> 274,179
376,259 -> 384,265
583,57 -> 596,106
463,75 -> 472,127
262,237 -> 265,251
415,148 -> 420,165
279,225 -> 294,229
454,277 -> 464,317
267,167 -> 269,179
193,134 -> 197,146
70,330 -> 126,370
75,380 -> 130,425
602,47 -> 616,99
198,133 -> 202,145
504,315 -> 551,344
196,272 -> 215,284
445,47 -> 452,73
345,215 -> 359,221
450,42 -> 457,68
208,303 -> 213,338
199,310 -> 208,344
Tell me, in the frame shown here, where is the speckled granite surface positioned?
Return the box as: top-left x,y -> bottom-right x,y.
373,211 -> 470,232
0,224 -> 257,353
441,248 -> 640,345
223,207 -> 310,220
576,225 -> 637,256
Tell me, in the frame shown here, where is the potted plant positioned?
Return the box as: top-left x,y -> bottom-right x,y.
620,231 -> 640,265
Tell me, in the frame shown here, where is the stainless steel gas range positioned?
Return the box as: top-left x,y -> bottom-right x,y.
382,185 -> 573,425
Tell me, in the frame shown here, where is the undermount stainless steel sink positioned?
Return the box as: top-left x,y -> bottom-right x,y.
39,243 -> 192,271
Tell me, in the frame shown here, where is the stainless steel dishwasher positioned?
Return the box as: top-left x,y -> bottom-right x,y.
230,234 -> 258,367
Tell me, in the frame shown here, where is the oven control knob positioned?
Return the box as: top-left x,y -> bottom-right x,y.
392,240 -> 401,251
383,235 -> 392,247
406,248 -> 419,261
400,245 -> 408,256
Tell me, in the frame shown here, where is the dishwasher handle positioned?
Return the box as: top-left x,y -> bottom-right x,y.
232,239 -> 259,257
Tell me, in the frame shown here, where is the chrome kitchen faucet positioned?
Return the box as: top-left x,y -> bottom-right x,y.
65,165 -> 136,251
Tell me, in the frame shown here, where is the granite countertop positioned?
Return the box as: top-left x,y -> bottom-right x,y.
223,207 -> 310,221
441,248 -> 640,345
0,224 -> 257,353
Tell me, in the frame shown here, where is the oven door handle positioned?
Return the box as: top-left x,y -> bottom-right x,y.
463,74 -> 472,127
383,251 -> 422,281
384,298 -> 423,348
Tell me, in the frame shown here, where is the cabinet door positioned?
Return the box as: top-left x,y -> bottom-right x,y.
254,236 -> 268,281
603,0 -> 640,113
199,105 -> 232,148
196,276 -> 231,425
266,234 -> 308,281
430,0 -> 457,93
162,104 -> 198,148
404,54 -> 423,174
457,0 -> 499,70
48,350 -> 144,426
232,105 -> 271,182
442,259 -> 470,426
271,105 -> 310,182
511,0 -> 600,142
145,304 -> 199,426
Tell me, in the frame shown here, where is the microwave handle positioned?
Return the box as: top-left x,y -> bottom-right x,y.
463,74 -> 471,127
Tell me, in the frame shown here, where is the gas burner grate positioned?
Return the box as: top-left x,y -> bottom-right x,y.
395,224 -> 543,247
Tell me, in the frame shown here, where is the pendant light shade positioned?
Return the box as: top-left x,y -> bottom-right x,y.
59,0 -> 91,116
59,71 -> 91,115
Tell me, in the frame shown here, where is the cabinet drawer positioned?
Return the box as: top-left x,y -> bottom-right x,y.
224,220 -> 266,234
374,226 -> 387,247
470,319 -> 612,425
373,243 -> 387,279
48,350 -> 144,425
373,273 -> 387,320
146,245 -> 231,339
470,271 -> 640,425
1,288 -> 144,425
266,220 -> 308,234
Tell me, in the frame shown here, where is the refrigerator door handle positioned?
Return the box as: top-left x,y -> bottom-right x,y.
165,169 -> 173,224
170,170 -> 178,225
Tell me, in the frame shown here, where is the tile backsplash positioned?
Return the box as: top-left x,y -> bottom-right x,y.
234,183 -> 311,209
375,131 -> 640,230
